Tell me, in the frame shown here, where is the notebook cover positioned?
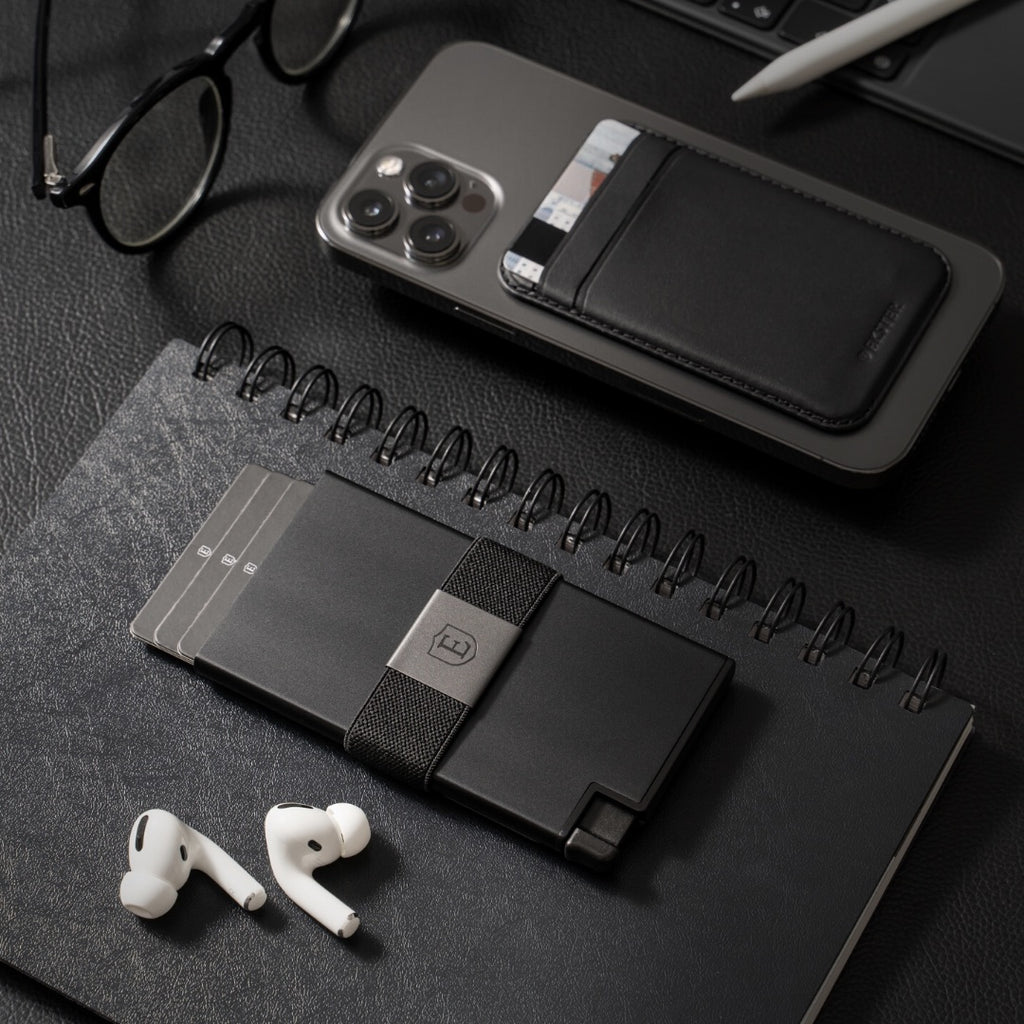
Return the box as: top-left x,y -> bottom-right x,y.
0,339 -> 973,1024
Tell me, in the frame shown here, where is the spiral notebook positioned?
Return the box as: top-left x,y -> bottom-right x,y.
0,329 -> 973,1024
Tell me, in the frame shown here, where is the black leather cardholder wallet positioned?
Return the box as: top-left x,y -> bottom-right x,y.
502,127 -> 951,431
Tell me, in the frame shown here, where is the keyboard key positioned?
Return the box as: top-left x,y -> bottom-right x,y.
828,0 -> 869,10
719,0 -> 793,29
777,1 -> 911,79
855,43 -> 910,78
778,0 -> 850,44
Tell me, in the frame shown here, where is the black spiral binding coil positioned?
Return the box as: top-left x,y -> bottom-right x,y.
283,365 -> 339,423
607,509 -> 660,575
850,626 -> 905,689
192,322 -> 952,714
513,469 -> 565,531
751,577 -> 806,643
702,556 -> 757,620
419,426 -> 473,487
561,489 -> 612,553
194,322 -> 254,381
655,531 -> 706,598
375,405 -> 429,466
465,445 -> 518,509
901,650 -> 945,713
800,601 -> 855,665
237,345 -> 296,402
329,383 -> 383,444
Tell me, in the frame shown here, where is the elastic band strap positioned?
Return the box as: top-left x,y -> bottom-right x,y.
344,539 -> 558,788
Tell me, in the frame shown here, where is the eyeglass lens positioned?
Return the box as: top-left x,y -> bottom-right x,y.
97,0 -> 355,248
101,77 -> 224,248
268,0 -> 357,76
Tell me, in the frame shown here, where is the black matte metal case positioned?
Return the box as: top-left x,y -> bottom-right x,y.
316,42 -> 1003,486
195,471 -> 733,869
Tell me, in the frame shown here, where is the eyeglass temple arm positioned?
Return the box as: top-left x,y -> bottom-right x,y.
32,0 -> 61,199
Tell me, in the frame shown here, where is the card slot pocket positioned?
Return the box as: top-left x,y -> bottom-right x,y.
541,131 -> 676,309
523,128 -> 951,431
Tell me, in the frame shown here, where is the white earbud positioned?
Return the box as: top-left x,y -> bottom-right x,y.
264,802 -> 371,938
119,809 -> 267,919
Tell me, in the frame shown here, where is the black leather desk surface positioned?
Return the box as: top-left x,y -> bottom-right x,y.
1,2 -> 1021,1022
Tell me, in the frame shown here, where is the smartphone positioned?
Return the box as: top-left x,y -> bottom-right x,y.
316,43 -> 1003,486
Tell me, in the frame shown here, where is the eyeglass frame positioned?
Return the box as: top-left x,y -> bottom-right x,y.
31,0 -> 362,253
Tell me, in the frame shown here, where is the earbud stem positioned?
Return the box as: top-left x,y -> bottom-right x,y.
272,867 -> 360,938
188,826 -> 267,912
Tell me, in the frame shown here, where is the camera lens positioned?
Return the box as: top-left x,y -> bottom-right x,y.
405,161 -> 459,208
343,189 -> 397,236
405,216 -> 460,264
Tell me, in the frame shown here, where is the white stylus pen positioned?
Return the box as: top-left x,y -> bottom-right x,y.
731,0 -> 982,101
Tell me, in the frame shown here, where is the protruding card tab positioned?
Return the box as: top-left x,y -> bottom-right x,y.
130,465 -> 311,664
387,590 -> 521,707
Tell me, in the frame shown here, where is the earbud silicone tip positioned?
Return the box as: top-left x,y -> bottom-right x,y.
119,871 -> 177,919
326,803 -> 371,857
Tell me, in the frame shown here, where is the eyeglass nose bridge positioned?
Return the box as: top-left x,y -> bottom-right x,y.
206,0 -> 363,83
204,0 -> 269,67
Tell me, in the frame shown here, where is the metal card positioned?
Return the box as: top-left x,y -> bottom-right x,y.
151,470 -> 295,658
129,465 -> 270,654
177,478 -> 312,664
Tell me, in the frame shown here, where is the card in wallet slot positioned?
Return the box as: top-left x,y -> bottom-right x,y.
191,470 -> 733,868
130,465 -> 311,663
502,125 -> 951,430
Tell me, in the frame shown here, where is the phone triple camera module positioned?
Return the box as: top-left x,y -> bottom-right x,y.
405,216 -> 459,264
405,161 -> 459,208
337,147 -> 495,268
343,189 -> 397,237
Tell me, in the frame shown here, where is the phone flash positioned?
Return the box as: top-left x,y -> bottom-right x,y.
376,155 -> 404,177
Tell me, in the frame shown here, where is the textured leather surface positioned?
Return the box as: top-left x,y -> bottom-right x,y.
0,0 -> 1022,1022
535,131 -> 950,427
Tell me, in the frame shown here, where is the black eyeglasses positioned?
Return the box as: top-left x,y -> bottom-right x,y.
32,0 -> 361,252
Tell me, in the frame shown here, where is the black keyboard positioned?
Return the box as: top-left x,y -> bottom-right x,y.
634,0 -> 1024,165
631,0 -> 932,85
